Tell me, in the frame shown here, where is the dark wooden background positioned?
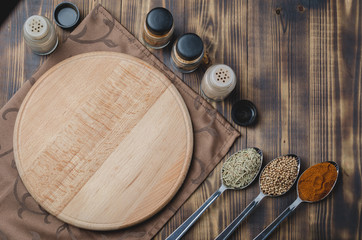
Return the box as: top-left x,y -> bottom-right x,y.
0,0 -> 361,239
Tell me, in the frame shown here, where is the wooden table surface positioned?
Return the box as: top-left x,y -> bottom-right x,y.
0,1 -> 360,240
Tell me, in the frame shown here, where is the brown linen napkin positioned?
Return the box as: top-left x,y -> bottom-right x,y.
0,4 -> 239,240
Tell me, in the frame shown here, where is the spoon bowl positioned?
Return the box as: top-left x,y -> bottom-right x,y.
297,160 -> 339,203
259,154 -> 301,197
215,153 -> 301,240
221,147 -> 264,190
253,161 -> 339,240
166,147 -> 263,240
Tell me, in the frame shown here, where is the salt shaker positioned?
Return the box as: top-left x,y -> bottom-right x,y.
23,15 -> 58,55
170,33 -> 204,73
201,64 -> 236,101
142,7 -> 174,49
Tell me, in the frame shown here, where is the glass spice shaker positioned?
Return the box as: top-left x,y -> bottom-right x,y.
142,7 -> 174,49
23,15 -> 58,55
201,64 -> 237,101
170,33 -> 204,73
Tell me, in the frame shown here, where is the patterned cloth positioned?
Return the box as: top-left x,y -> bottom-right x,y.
0,4 -> 239,240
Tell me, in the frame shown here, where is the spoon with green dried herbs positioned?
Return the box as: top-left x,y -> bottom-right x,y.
166,147 -> 263,240
253,161 -> 339,240
216,154 -> 301,240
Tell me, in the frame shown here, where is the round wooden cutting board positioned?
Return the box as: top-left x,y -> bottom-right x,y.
13,52 -> 193,230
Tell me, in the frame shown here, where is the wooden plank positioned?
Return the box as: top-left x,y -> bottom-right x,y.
309,0 -> 361,239
0,0 -> 28,108
215,1 -> 311,239
169,1 -> 248,239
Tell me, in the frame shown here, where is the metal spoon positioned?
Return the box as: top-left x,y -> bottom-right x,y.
253,161 -> 339,240
215,154 -> 301,240
166,147 -> 263,240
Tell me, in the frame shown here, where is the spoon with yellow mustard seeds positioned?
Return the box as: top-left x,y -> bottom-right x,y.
215,154 -> 301,240
253,161 -> 339,240
166,147 -> 263,240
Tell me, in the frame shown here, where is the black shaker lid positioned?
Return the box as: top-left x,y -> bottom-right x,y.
53,2 -> 80,29
231,100 -> 258,126
146,7 -> 173,35
176,33 -> 204,61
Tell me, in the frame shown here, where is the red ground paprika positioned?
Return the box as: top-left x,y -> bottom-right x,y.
298,162 -> 338,202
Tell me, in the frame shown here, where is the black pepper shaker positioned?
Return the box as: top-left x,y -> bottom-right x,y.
170,33 -> 204,73
142,7 -> 174,49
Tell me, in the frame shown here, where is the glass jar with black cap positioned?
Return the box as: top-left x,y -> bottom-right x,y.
170,33 -> 204,73
142,7 -> 174,49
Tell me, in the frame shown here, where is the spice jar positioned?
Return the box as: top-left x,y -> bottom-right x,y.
170,33 -> 204,73
23,15 -> 58,55
201,64 -> 236,101
142,7 -> 174,49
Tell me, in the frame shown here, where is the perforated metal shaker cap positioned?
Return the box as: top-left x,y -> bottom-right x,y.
24,15 -> 49,40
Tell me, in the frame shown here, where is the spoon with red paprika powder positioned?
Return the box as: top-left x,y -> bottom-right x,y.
253,161 -> 339,240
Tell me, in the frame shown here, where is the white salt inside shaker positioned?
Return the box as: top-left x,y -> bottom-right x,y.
201,64 -> 237,101
23,15 -> 58,55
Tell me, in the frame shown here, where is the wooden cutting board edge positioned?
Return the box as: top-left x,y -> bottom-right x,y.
13,51 -> 194,230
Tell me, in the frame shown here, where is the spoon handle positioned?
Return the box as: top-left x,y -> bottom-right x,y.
166,185 -> 227,240
253,197 -> 303,240
215,192 -> 265,240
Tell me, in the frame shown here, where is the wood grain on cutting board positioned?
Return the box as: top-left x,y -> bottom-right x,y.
13,52 -> 193,230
